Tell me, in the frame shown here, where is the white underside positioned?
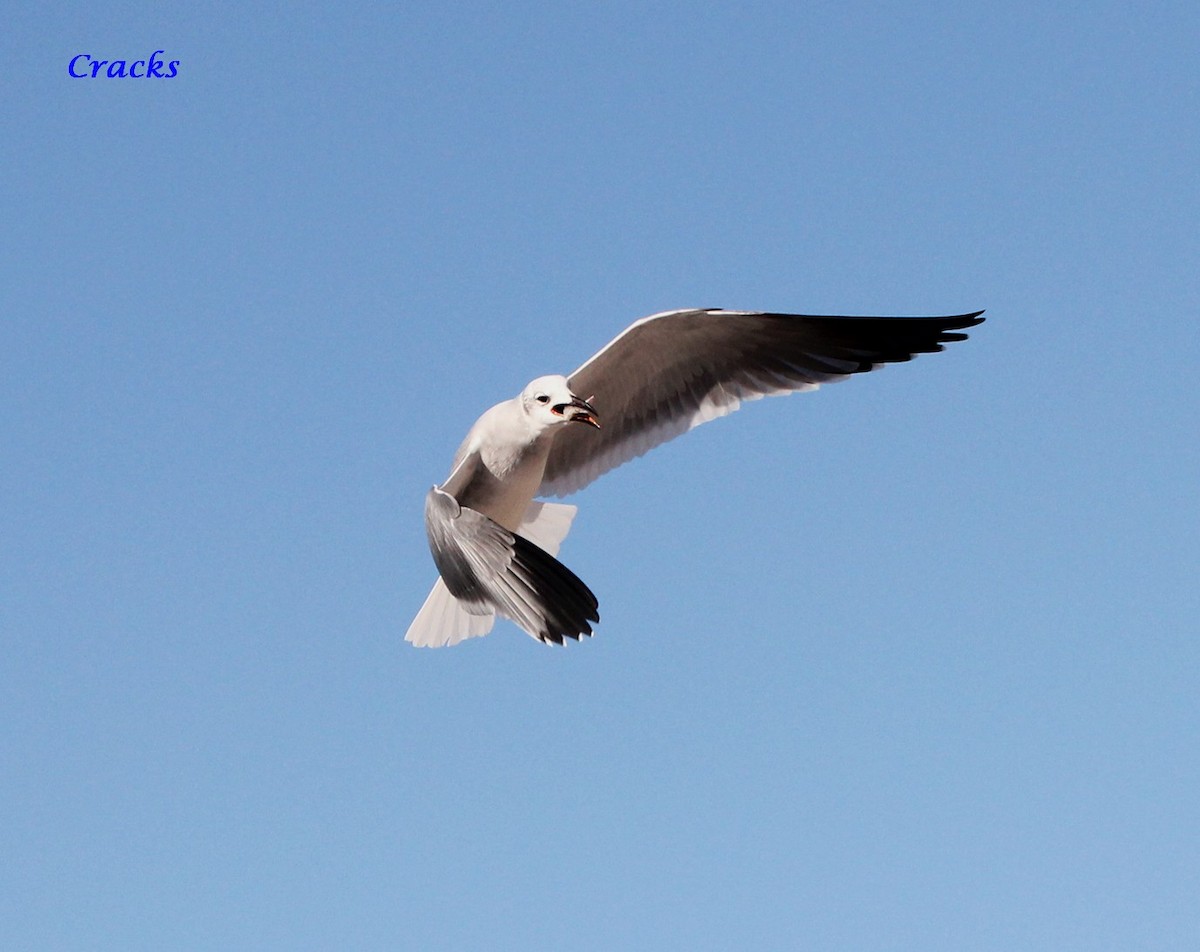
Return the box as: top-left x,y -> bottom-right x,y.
404,500 -> 578,648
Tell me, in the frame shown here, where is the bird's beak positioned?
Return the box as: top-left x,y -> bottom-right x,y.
561,395 -> 600,429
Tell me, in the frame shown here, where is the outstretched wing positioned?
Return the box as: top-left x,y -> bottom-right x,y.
423,488 -> 599,645
539,308 -> 984,496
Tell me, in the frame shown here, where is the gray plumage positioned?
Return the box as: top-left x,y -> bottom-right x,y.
424,487 -> 598,644
407,307 -> 984,648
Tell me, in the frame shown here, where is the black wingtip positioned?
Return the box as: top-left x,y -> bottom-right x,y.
510,533 -> 600,646
934,310 -> 986,347
950,309 -> 986,326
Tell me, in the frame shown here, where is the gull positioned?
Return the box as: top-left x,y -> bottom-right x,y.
406,307 -> 984,648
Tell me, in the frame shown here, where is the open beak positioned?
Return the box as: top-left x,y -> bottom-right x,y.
554,395 -> 600,429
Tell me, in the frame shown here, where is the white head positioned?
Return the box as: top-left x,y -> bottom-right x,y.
519,375 -> 600,431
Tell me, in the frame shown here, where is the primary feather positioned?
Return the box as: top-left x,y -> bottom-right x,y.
407,307 -> 984,647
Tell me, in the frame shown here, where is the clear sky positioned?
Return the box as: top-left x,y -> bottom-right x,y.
2,2 -> 1197,949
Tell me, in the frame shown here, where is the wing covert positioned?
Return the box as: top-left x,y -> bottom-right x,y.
539,308 -> 984,496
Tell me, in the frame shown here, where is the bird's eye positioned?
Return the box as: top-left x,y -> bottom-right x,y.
535,394 -> 550,404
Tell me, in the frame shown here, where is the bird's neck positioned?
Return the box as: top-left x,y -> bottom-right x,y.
453,402 -> 558,529
480,426 -> 552,483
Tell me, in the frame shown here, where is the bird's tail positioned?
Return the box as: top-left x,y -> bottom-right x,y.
404,500 -> 579,648
405,577 -> 495,648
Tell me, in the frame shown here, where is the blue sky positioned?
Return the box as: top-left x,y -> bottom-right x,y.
2,2 -> 1197,949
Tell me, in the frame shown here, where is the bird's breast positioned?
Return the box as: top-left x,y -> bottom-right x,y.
459,437 -> 552,530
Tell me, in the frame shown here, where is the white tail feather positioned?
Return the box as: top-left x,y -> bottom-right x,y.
405,500 -> 579,648
515,501 -> 577,556
405,578 -> 494,648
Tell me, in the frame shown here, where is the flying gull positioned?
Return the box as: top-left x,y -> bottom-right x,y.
406,307 -> 984,648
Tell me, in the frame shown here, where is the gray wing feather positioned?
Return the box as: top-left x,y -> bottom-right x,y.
540,308 -> 984,496
424,488 -> 599,644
